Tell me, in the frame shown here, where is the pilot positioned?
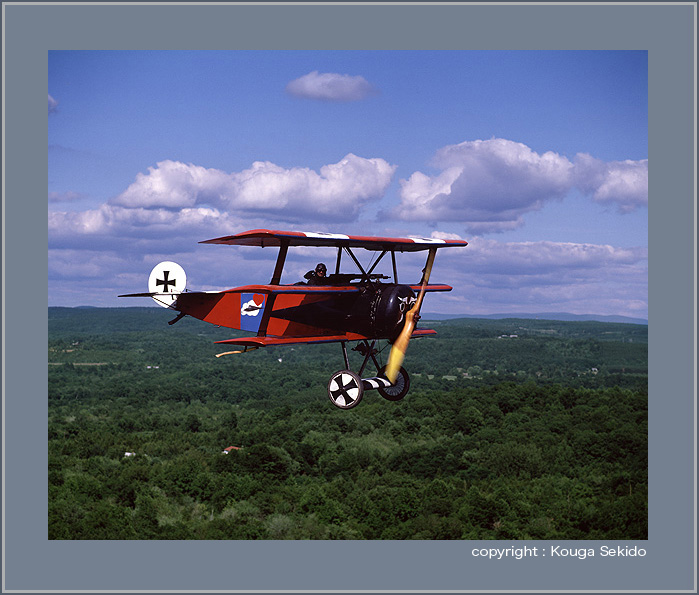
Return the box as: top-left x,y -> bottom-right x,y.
304,263 -> 328,285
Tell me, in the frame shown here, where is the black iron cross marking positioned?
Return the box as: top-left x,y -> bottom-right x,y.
156,271 -> 176,292
332,376 -> 358,405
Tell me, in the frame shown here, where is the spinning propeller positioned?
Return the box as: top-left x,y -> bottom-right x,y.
385,247 -> 436,384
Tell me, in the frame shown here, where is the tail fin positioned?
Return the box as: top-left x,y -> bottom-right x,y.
147,261 -> 187,308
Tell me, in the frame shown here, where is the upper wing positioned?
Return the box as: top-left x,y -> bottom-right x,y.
200,229 -> 468,252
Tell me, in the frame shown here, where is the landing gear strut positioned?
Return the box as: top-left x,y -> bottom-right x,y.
326,341 -> 411,409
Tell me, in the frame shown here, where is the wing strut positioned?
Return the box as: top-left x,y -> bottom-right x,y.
366,251 -> 388,278
335,247 -> 342,275
344,247 -> 367,279
259,240 -> 289,337
391,251 -> 398,284
270,240 -> 289,285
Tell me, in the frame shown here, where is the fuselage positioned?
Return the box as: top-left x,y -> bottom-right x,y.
173,282 -> 419,342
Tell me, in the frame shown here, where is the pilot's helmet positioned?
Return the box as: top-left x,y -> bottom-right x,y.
315,263 -> 327,276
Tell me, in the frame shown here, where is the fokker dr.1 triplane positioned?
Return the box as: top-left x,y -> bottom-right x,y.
120,229 -> 467,409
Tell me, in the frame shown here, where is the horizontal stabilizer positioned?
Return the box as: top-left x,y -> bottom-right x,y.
118,291 -> 181,309
118,292 -> 158,298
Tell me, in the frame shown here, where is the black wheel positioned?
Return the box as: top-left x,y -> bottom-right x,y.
327,370 -> 364,409
377,365 -> 410,401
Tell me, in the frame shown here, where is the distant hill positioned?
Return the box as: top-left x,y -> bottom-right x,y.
422,312 -> 647,325
52,305 -> 648,326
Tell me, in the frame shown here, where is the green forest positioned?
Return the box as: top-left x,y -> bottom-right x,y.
48,307 -> 647,540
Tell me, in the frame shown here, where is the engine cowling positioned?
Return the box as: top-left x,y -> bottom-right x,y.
259,282 -> 418,340
368,284 -> 416,340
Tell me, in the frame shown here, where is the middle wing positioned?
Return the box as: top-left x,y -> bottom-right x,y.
173,284 -> 451,337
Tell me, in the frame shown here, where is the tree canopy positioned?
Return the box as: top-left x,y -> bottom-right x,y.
48,307 -> 647,540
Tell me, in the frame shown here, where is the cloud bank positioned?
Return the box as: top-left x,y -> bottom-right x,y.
52,140 -> 646,250
573,153 -> 649,213
49,153 -> 396,254
49,191 -> 85,204
461,237 -> 647,279
285,71 -> 376,102
437,237 -> 647,317
111,154 -> 396,221
394,139 -> 648,233
48,139 -> 647,315
50,204 -> 233,241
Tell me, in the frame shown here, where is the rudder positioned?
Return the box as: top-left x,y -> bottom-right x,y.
148,261 -> 187,308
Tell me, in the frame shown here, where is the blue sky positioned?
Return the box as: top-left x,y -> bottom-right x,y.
48,50 -> 648,318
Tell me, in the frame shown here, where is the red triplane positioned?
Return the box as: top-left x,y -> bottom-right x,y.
120,229 -> 467,409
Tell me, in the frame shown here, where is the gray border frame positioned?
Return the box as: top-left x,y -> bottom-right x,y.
3,2 -> 696,592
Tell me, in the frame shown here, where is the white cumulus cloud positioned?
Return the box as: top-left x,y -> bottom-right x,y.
114,161 -> 231,209
394,138 -> 648,233
285,71 -> 376,102
112,154 -> 396,221
573,153 -> 648,213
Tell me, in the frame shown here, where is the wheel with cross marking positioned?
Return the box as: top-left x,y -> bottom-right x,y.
327,370 -> 364,409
